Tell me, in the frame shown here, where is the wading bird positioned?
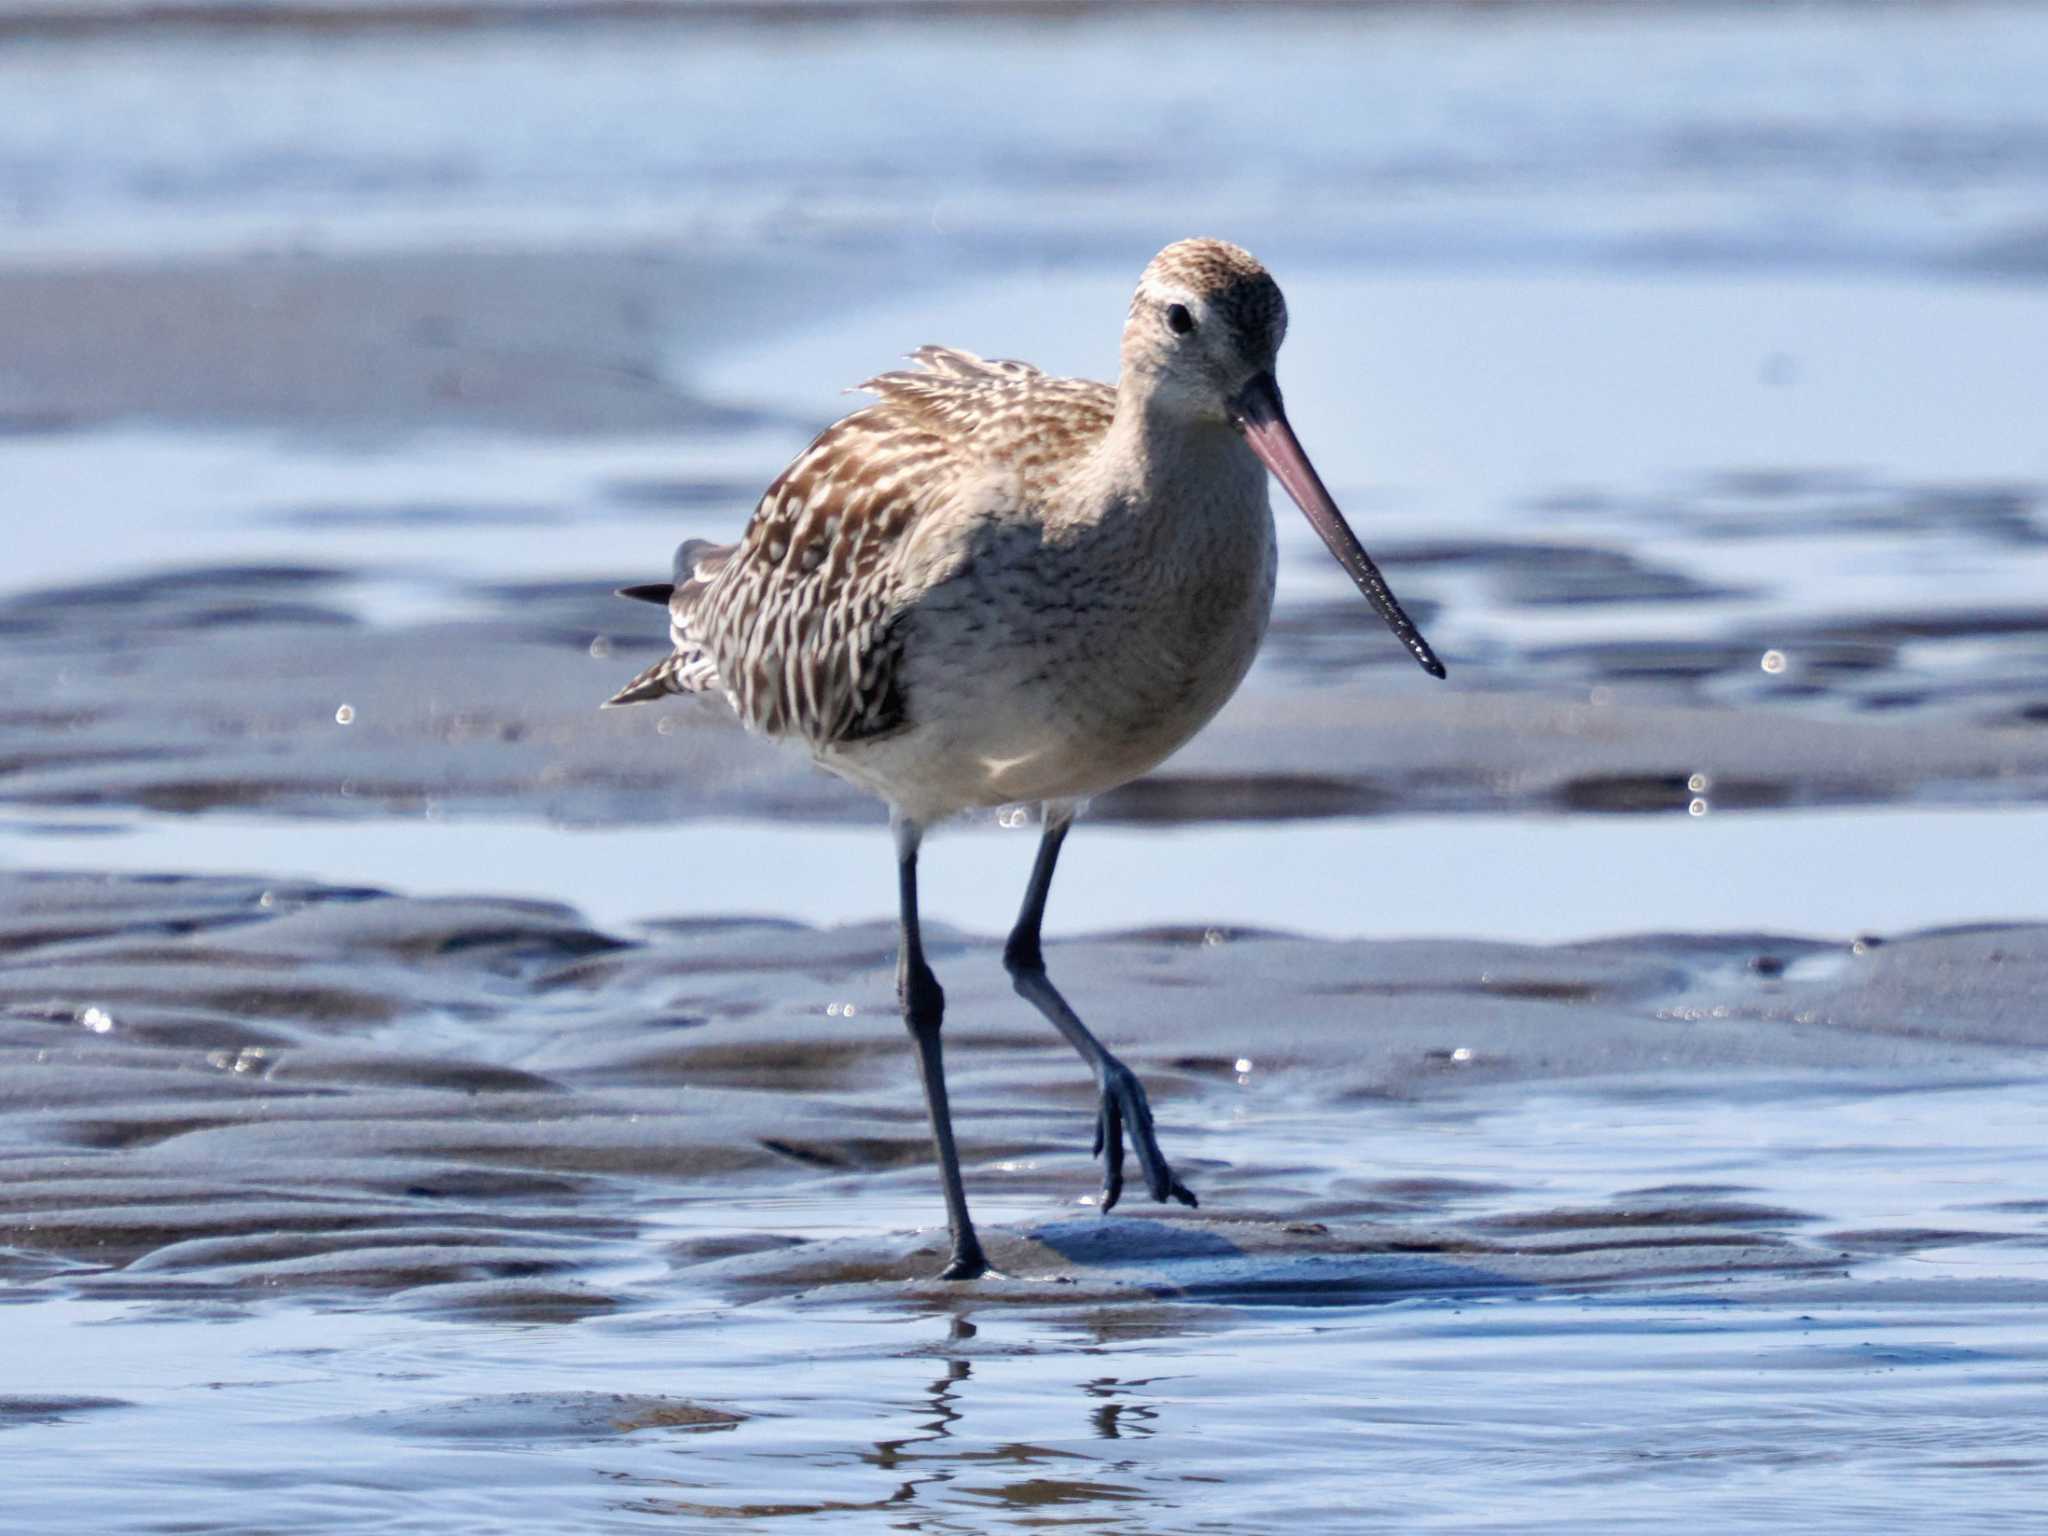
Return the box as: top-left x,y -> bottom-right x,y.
608,239 -> 1444,1278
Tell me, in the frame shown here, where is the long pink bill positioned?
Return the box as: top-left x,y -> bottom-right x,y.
1230,371 -> 1446,680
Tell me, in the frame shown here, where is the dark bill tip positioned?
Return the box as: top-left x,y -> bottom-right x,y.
1229,372 -> 1446,679
617,582 -> 676,606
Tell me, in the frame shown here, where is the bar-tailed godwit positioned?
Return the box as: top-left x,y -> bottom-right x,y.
608,238 -> 1443,1279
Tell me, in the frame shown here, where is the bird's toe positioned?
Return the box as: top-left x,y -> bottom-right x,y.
1092,1065 -> 1194,1212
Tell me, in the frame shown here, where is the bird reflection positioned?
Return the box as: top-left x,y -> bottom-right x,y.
861,1316 -> 976,1488
1083,1377 -> 1161,1442
852,1315 -> 1163,1518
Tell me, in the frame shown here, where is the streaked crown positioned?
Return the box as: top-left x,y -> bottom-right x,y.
1122,237 -> 1289,418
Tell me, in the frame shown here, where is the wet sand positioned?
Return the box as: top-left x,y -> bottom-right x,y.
4,561 -> 2046,826
0,246 -> 889,437
6,870 -> 2048,1528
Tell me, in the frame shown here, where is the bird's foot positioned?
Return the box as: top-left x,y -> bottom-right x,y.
1091,1062 -> 1198,1213
935,1244 -> 990,1282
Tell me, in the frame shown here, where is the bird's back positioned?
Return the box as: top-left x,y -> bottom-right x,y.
605,348 -> 1115,745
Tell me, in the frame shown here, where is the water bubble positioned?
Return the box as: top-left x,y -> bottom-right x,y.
77,1006 -> 114,1034
1760,649 -> 1787,674
257,890 -> 275,910
334,703 -> 356,725
825,1001 -> 859,1018
1234,1057 -> 1254,1074
588,635 -> 613,659
1203,927 -> 1227,947
997,807 -> 1029,829
1687,772 -> 1711,794
1688,798 -> 1709,817
1450,1046 -> 1473,1064
655,716 -> 676,736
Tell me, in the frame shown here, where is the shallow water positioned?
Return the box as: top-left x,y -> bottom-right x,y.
13,1288 -> 2048,1532
11,803 -> 2048,943
5,4 -> 2048,1532
6,0 -> 2048,271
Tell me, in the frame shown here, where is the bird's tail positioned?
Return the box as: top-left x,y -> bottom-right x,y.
602,538 -> 734,708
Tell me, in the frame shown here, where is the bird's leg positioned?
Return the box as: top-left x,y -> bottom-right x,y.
1003,806 -> 1197,1213
893,815 -> 989,1281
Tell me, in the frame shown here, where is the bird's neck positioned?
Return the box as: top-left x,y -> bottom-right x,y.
1091,385 -> 1264,517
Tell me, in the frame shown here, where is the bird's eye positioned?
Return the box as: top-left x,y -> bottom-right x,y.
1165,303 -> 1195,336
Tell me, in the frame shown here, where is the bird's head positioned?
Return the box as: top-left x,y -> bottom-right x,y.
1120,237 -> 1446,680
1121,237 -> 1288,422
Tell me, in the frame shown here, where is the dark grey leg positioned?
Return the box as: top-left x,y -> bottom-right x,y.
893,815 -> 989,1281
1002,806 -> 1197,1212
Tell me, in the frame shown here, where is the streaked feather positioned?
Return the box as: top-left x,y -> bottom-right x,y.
608,347 -> 1114,746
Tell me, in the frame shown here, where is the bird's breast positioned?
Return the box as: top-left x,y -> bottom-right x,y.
878,479 -> 1276,809
1102,491 -> 1278,730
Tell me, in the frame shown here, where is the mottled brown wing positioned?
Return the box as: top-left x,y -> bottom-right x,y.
861,347 -> 1115,444
685,349 -> 1115,748
685,410 -> 949,745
